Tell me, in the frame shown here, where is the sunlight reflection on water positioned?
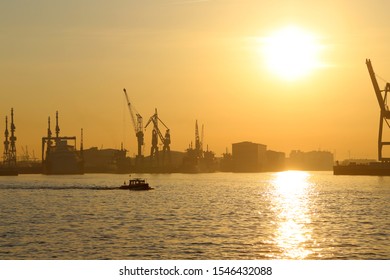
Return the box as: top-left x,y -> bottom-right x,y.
1,173 -> 389,259
269,171 -> 313,259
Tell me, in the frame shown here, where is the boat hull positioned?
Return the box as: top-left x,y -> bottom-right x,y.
0,167 -> 18,176
119,184 -> 153,191
333,162 -> 390,176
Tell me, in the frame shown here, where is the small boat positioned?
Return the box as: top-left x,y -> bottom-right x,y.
119,178 -> 153,191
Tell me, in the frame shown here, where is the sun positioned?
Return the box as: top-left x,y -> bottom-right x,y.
261,26 -> 323,80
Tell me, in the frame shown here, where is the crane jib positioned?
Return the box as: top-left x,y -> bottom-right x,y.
123,88 -> 144,157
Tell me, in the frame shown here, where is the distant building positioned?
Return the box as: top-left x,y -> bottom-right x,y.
219,150 -> 233,172
265,150 -> 286,171
232,141 -> 267,172
287,150 -> 334,171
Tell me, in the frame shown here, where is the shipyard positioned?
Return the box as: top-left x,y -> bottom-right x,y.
1,89 -> 335,176
2,57 -> 390,176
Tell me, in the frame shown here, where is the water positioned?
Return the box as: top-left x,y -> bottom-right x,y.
0,171 -> 389,260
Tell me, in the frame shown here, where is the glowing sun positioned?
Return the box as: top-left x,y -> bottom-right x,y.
261,26 -> 323,80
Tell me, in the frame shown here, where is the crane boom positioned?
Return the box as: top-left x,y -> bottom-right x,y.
123,88 -> 144,157
123,88 -> 137,135
366,59 -> 390,117
145,109 -> 169,143
366,59 -> 390,162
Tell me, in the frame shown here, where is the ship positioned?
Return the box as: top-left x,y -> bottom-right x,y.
119,178 -> 153,190
333,59 -> 390,176
333,161 -> 390,176
41,112 -> 84,175
0,166 -> 18,176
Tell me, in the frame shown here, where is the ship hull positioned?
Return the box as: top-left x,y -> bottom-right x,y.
333,162 -> 390,176
0,167 -> 18,176
42,146 -> 84,175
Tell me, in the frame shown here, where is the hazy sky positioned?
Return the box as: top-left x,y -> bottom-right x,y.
2,0 -> 390,160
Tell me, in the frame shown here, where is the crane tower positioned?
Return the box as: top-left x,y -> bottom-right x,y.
2,108 -> 18,175
3,108 -> 17,168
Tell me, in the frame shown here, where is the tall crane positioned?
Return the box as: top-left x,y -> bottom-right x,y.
145,108 -> 171,164
9,108 -> 17,167
194,120 -> 204,158
366,59 -> 390,162
123,88 -> 144,159
2,108 -> 18,175
3,116 -> 9,165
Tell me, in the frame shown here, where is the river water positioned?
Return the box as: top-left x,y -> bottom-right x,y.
0,171 -> 389,260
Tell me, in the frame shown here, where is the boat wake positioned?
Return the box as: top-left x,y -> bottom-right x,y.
0,186 -> 121,191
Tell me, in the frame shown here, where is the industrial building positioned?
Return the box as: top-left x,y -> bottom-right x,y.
288,150 -> 334,170
232,141 -> 267,172
266,150 -> 286,171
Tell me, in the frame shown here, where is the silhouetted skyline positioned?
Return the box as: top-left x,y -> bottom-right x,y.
2,1 -> 390,160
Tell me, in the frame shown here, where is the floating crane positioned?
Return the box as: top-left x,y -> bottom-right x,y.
123,88 -> 144,160
366,59 -> 390,162
145,108 -> 171,164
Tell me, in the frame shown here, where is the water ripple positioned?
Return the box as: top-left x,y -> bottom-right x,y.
0,172 -> 389,259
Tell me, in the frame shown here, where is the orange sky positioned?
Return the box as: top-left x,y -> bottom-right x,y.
2,0 -> 390,160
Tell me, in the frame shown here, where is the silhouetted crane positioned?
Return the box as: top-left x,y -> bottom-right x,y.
366,59 -> 390,162
2,108 -> 18,175
123,88 -> 144,161
145,108 -> 171,165
3,108 -> 17,167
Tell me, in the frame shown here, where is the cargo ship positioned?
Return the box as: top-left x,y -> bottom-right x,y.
42,138 -> 84,175
0,166 -> 18,176
333,161 -> 390,176
41,112 -> 84,175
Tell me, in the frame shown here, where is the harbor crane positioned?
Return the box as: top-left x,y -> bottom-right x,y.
123,88 -> 144,160
3,108 -> 17,167
145,108 -> 171,164
1,108 -> 18,175
366,59 -> 390,162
